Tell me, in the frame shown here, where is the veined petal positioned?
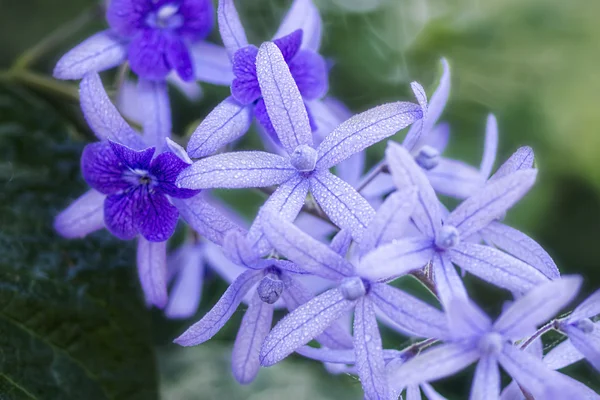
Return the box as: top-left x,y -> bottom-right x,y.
493,276 -> 582,339
261,211 -> 354,280
137,79 -> 171,149
82,142 -> 127,196
274,0 -> 322,52
289,50 -> 328,100
223,230 -> 259,268
174,269 -> 262,346
569,289 -> 600,322
447,170 -> 538,238
427,158 -> 483,200
218,0 -> 249,59
165,35 -> 194,81
330,229 -> 353,257
53,31 -> 127,80
479,114 -> 498,180
260,287 -> 356,366
136,192 -> 179,242
432,252 -> 468,307
310,171 -> 375,242
317,102 -> 422,170
150,152 -> 198,199
446,297 -> 492,341
128,29 -> 171,81
232,293 -> 274,384
176,151 -> 296,189
450,243 -> 548,298
165,245 -> 205,319
480,222 -> 560,279
247,174 -> 310,255
137,238 -> 168,308
189,41 -> 235,85
54,190 -> 106,238
354,297 -> 388,400
186,97 -> 253,158
172,195 -> 241,245
386,142 -> 442,239
370,284 -> 447,338
256,42 -> 312,154
104,190 -> 140,240
469,356 -> 500,400
357,238 -> 434,282
489,146 -> 534,182
359,186 -> 418,255
79,73 -> 144,148
563,323 -> 600,372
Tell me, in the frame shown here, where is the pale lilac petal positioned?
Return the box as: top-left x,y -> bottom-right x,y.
401,82 -> 428,151
388,344 -> 480,388
421,383 -> 448,400
218,0 -> 248,59
447,170 -> 538,238
493,276 -> 582,338
203,242 -> 248,284
165,138 -> 193,164
232,293 -> 274,384
256,42 -> 312,154
116,78 -> 142,123
330,229 -> 352,256
189,41 -> 235,84
479,114 -> 498,179
386,142 -> 442,238
165,246 -> 205,319
357,238 -> 434,282
419,122 -> 450,154
432,252 -> 468,307
295,213 -> 336,243
406,386 -> 421,400
306,98 -> 351,144
167,72 -> 203,101
569,289 -> 600,321
543,338 -> 585,370
79,73 -> 144,148
53,31 -> 127,80
361,171 -> 396,200
54,190 -> 106,238
336,151 -> 365,188
137,79 -> 171,149
426,158 -> 483,199
174,269 -> 262,346
176,151 -> 296,189
354,297 -> 388,400
317,102 -> 422,170
469,356 -> 500,400
450,243 -> 548,298
370,284 -> 447,338
173,195 -> 241,245
274,0 -> 322,51
260,287 -> 356,366
247,174 -> 310,255
499,382 -> 525,400
261,212 -> 354,280
489,146 -> 534,182
359,186 -> 418,254
480,222 -> 560,279
446,297 -> 492,341
137,238 -> 168,308
564,323 -> 600,371
310,171 -> 375,241
186,97 -> 253,158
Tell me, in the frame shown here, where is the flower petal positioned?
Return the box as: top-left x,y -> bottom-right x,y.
223,230 -> 259,268
469,356 -> 500,400
288,50 -> 328,100
80,142 -> 128,194
231,45 -> 261,105
137,238 -> 168,308
137,79 -> 171,149
256,41 -> 312,154
136,192 -> 179,242
54,190 -> 106,238
432,252 -> 468,307
232,293 -> 274,384
479,114 -> 498,180
177,151 -> 296,189
446,297 -> 492,341
128,29 -> 171,81
307,97 -> 352,144
53,31 -> 127,80
106,0 -> 149,37
218,0 -> 249,59
174,269 -> 263,346
489,146 -> 534,182
104,190 -> 140,240
149,152 -> 197,198
569,289 -> 600,322
189,41 -> 234,84
563,323 -> 600,372
543,338 -> 585,370
165,35 -> 194,81
426,158 -> 483,199
165,245 -> 205,319
317,102 -> 422,170
274,0 -> 322,51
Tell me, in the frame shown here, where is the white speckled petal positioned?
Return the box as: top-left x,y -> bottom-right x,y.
137,238 -> 168,309
218,0 -> 249,59
470,355 -> 500,400
274,0 -> 322,51
489,146 -> 535,182
176,151 -> 296,189
54,189 -> 106,238
316,102 -> 422,170
186,97 -> 253,158
309,170 -> 375,242
137,79 -> 171,150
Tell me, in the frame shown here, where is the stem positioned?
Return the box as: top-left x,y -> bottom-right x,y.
520,319 -> 558,350
400,337 -> 438,360
356,161 -> 388,193
6,70 -> 80,102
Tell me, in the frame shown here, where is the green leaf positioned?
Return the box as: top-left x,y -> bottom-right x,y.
0,86 -> 158,400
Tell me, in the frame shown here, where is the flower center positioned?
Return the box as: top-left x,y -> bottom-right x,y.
123,168 -> 156,188
340,276 -> 367,300
147,3 -> 184,30
290,145 -> 318,172
415,145 -> 440,170
257,273 -> 284,304
478,332 -> 504,355
435,225 -> 460,250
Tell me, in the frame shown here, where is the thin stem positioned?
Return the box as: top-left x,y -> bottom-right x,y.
6,70 -> 80,102
519,319 -> 559,350
356,161 -> 388,193
400,337 -> 438,360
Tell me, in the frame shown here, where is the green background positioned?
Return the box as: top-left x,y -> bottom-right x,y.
1,0 -> 599,398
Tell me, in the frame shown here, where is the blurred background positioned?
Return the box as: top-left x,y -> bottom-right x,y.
1,0 -> 599,398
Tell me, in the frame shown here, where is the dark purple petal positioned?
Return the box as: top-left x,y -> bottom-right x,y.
109,141 -> 155,170
273,29 -> 303,62
231,45 -> 261,105
81,142 -> 129,194
165,35 -> 194,81
254,97 -> 278,140
128,29 -> 171,81
288,49 -> 328,100
274,0 -> 322,52
106,0 -> 150,37
135,191 -> 179,242
178,0 -> 214,41
104,190 -> 140,240
150,152 -> 199,198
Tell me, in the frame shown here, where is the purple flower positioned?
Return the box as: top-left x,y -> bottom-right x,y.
178,42 -> 423,253
363,142 -> 549,305
185,0 -> 336,158
54,0 -> 234,86
387,277 -> 584,399
256,206 -> 447,399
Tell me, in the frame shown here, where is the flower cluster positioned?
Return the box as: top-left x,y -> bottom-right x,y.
54,0 -> 600,398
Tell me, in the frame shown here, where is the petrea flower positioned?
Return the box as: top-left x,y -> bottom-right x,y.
185,0 -> 332,158
54,0 -> 233,88
388,277 -> 584,399
174,230 -> 354,384
54,73 -> 239,308
178,42 -> 423,252
363,142 -> 549,305
257,204 -> 447,400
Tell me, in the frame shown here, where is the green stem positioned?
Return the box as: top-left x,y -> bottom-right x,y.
5,70 -> 79,102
